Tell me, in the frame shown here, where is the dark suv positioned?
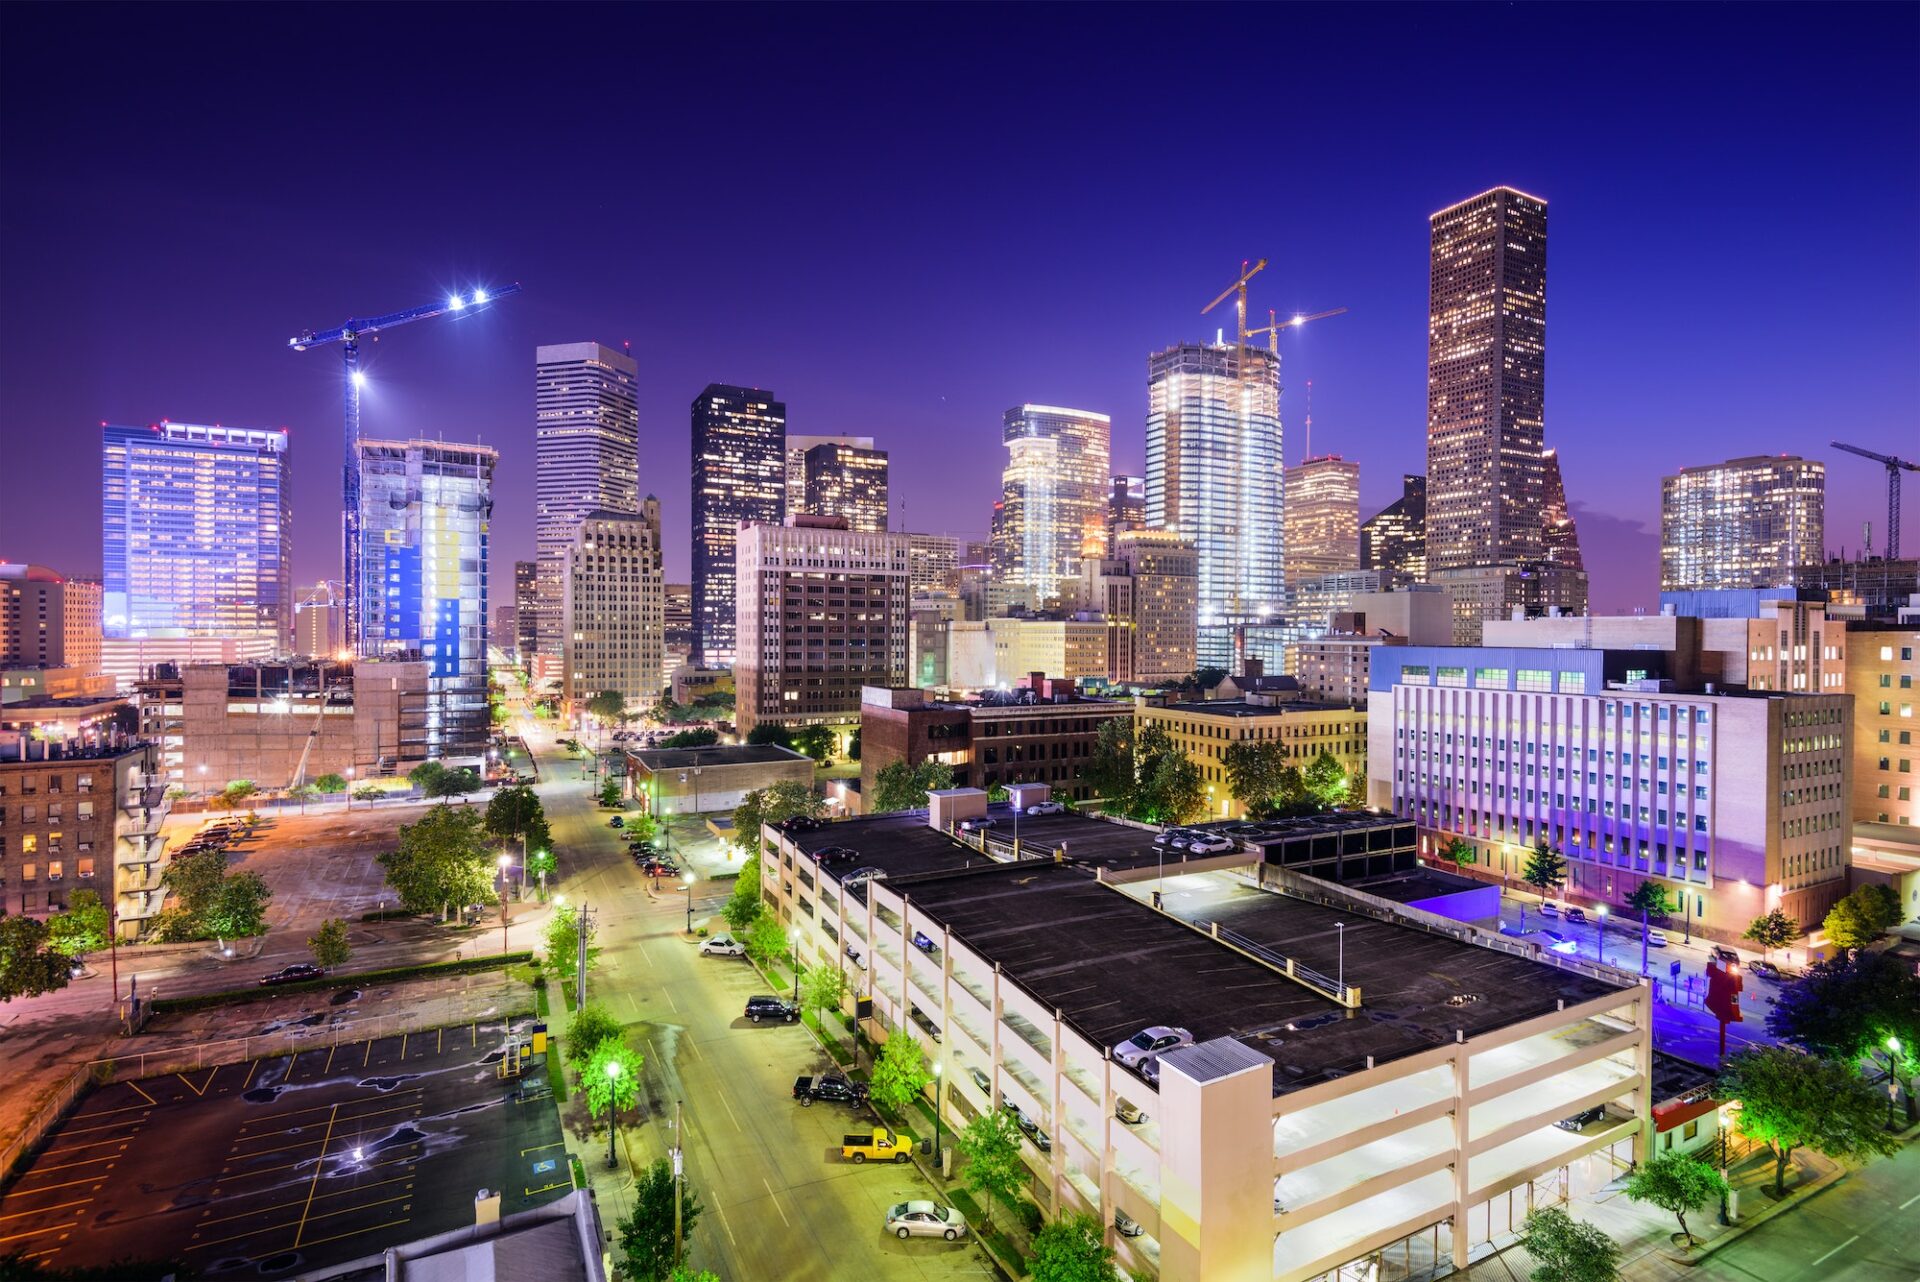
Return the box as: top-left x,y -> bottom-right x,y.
745,995 -> 799,1023
259,963 -> 323,987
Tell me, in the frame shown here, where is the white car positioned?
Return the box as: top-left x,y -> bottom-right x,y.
699,935 -> 745,957
885,1201 -> 968,1241
1114,1025 -> 1193,1068
1645,928 -> 1670,948
1185,833 -> 1234,854
1025,801 -> 1065,815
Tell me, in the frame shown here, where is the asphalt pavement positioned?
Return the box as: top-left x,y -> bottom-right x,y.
1689,1140 -> 1920,1282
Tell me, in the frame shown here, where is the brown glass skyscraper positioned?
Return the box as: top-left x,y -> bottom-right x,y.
691,383 -> 786,665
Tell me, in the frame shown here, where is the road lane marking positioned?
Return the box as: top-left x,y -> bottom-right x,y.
0,1223 -> 76,1246
663,988 -> 678,1014
714,1084 -> 741,1132
763,1178 -> 790,1228
242,1059 -> 261,1091
324,1044 -> 337,1076
714,1202 -> 738,1246
125,1081 -> 156,1106
0,1199 -> 93,1222
1810,1235 -> 1860,1268
193,1176 -> 416,1227
522,1142 -> 566,1155
177,1069 -> 217,1097
1901,1191 -> 1920,1211
291,1103 -> 340,1247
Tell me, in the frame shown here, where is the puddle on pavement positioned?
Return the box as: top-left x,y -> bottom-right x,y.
368,1124 -> 426,1154
293,1012 -> 327,1027
357,1074 -> 418,1093
242,1086 -> 283,1104
329,989 -> 361,1006
256,1251 -> 304,1274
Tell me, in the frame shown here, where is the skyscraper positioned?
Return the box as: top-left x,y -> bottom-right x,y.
1106,474 -> 1146,554
786,434 -> 874,509
905,533 -> 964,596
1115,529 -> 1199,683
513,560 -> 539,663
1540,447 -> 1584,571
535,343 -> 639,676
802,440 -> 890,532
1283,456 -> 1362,588
0,564 -> 100,671
354,438 -> 496,757
1424,187 -> 1584,639
1661,455 -> 1825,591
101,422 -> 290,641
994,405 -> 1111,606
1361,475 -> 1428,590
563,500 -> 664,714
292,581 -> 340,657
1146,343 -> 1284,667
691,383 -> 786,666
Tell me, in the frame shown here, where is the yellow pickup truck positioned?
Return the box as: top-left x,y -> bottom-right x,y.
841,1126 -> 913,1164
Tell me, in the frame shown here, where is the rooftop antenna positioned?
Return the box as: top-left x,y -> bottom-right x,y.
1305,380 -> 1314,462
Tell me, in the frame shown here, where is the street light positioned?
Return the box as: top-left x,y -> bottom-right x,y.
497,854 -> 513,954
683,874 -> 695,934
344,765 -> 355,812
605,1059 -> 623,1168
932,1061 -> 944,1163
1886,1035 -> 1904,1131
1595,905 -> 1608,963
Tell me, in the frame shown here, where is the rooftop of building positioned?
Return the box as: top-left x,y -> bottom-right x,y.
626,743 -> 811,770
0,740 -> 149,766
1341,867 -> 1487,906
1150,698 -> 1356,719
0,563 -> 65,582
0,694 -> 130,713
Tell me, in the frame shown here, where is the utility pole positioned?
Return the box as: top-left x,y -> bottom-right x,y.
672,1099 -> 685,1270
576,901 -> 593,1012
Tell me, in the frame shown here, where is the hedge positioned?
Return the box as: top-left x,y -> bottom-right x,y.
150,952 -> 534,1013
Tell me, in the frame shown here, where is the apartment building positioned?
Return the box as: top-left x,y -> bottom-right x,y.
1367,646 -> 1852,935
759,806 -> 1651,1282
1134,697 -> 1367,821
1847,623 -> 1919,827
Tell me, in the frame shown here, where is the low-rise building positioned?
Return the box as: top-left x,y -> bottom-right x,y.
946,616 -> 1110,690
624,743 -> 814,817
859,683 -> 1131,803
669,665 -> 733,708
1135,697 -> 1367,821
758,807 -> 1651,1282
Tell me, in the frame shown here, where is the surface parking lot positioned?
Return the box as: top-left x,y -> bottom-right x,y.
0,1020 -> 566,1277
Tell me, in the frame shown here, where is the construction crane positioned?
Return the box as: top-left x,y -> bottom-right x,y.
289,283 -> 522,648
1202,258 -> 1269,345
1247,306 -> 1348,353
1830,440 -> 1919,560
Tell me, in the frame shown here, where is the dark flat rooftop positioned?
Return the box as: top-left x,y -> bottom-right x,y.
1155,699 -> 1353,718
629,744 -> 809,769
1346,868 -> 1487,905
793,815 -> 1004,887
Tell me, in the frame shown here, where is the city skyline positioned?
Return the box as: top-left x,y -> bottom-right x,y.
1,6 -> 1914,616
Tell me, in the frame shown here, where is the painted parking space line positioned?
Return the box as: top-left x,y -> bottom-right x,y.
194,1175 -> 416,1228
290,1103 -> 341,1247
124,1081 -> 156,1106
0,1199 -> 92,1223
0,1221 -> 77,1247
47,1116 -> 147,1138
37,1136 -> 132,1158
20,1154 -> 120,1176
1,1176 -> 110,1198
235,1091 -> 424,1134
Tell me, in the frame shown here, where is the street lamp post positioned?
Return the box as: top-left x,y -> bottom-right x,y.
1886,1036 -> 1904,1131
497,854 -> 513,955
605,1059 -> 622,1168
931,1061 -> 944,1164
683,875 -> 695,934
344,765 -> 354,812
1595,905 -> 1608,963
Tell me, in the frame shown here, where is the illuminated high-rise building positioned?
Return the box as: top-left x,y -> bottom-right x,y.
101,422 -> 290,642
1540,447 -> 1584,571
802,440 -> 890,533
513,560 -> 539,663
1425,187 -> 1584,640
0,564 -> 100,671
691,383 -> 786,666
786,435 -> 873,513
1361,474 -> 1428,590
535,343 -> 639,675
1106,474 -> 1145,553
354,438 -> 495,757
1283,456 -> 1361,588
993,405 -> 1111,606
906,533 -> 964,596
1146,343 -> 1283,666
1661,454 -> 1825,591
563,501 -> 664,714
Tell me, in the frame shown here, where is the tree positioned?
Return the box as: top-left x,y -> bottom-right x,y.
743,913 -> 790,968
1302,750 -> 1348,809
1084,716 -> 1136,810
428,766 -> 482,797
745,723 -> 794,748
308,917 -> 352,971
1521,842 -> 1569,897
618,1157 -> 703,1282
732,781 -> 824,849
847,730 -> 861,761
1626,880 -> 1673,971
722,858 -> 765,934
484,785 -> 545,846
378,804 -> 494,920
1437,836 -> 1477,869
586,690 -> 627,721
565,1003 -> 624,1070
986,781 -> 1010,804
204,870 -> 272,941
1766,950 -> 1920,1086
667,1270 -> 719,1282
1188,665 -> 1228,691
1222,740 -> 1288,819
409,761 -> 447,794
352,782 -> 384,802
955,1107 -> 1025,1230
800,964 -> 847,1051
1823,884 -> 1901,950
869,760 -> 954,814
1514,1206 -> 1619,1282
223,779 -> 258,810
791,723 -> 835,762
1029,1211 -> 1117,1282
0,916 -> 73,1002
599,776 -> 623,808
545,903 -> 600,982
1717,1045 -> 1900,1195
1139,749 -> 1205,825
46,889 -> 109,958
1624,1151 -> 1726,1247
659,728 -> 719,749
869,1033 -> 931,1115
1274,763 -> 1309,813
162,848 -> 229,921
1743,909 -> 1799,960
312,772 -> 347,798
584,1036 -> 644,1130
287,783 -> 318,813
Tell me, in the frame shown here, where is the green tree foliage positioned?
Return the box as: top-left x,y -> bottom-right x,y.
800,964 -> 847,1050
954,1107 -> 1025,1230
791,723 -> 835,762
722,857 -> 764,934
287,783 -> 318,812
484,785 -> 545,845
1187,666 -> 1228,691
1301,750 -> 1348,809
731,781 -> 824,850
869,1033 -> 931,1115
565,1003 -> 624,1069
1083,716 -> 1136,808
1742,909 -> 1800,960
312,772 -> 348,797
666,1269 -> 719,1282
745,723 -> 794,747
618,1157 -> 704,1282
408,762 -> 444,791
544,903 -> 600,981
583,1037 -> 644,1123
1437,837 -> 1477,869
600,776 -> 623,808
1514,1206 -> 1619,1282
377,804 -> 494,920
743,914 -> 790,968
1092,721 -> 1206,823
307,917 -> 352,970
1765,950 -> 1920,1077
1626,881 -> 1671,919
1717,1045 -> 1901,1195
658,728 -> 719,749
1137,743 -> 1205,825
1029,1211 -> 1117,1282
1222,740 -> 1288,818
1521,842 -> 1569,896
0,915 -> 75,1002
1823,883 -> 1902,950
586,690 -> 627,721
46,889 -> 109,958
869,760 -> 955,814
352,782 -> 384,802
1624,1151 -> 1727,1247
162,848 -> 228,919
847,730 -> 861,761
204,870 -> 273,941
222,779 -> 258,807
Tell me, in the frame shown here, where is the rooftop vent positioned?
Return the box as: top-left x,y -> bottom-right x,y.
1444,993 -> 1483,1008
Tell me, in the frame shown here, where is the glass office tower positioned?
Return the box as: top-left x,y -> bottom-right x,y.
690,383 -> 786,666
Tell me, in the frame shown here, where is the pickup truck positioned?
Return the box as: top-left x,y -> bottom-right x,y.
794,1073 -> 869,1107
841,1126 -> 913,1164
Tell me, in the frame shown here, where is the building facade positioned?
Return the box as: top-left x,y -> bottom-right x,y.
858,685 -> 1131,802
1661,455 -> 1825,592
1794,556 -> 1919,617
1106,474 -> 1146,553
1541,449 -> 1584,571
514,561 -> 539,665
1,565 -> 101,672
292,581 -> 340,658
101,422 -> 290,642
663,583 -> 695,673
1283,457 -> 1361,588
1147,343 -> 1284,667
534,343 -> 640,675
1136,697 -> 1368,820
1847,624 -> 1919,827
733,516 -> 909,735
692,384 -> 786,666
801,440 -> 890,533
1362,474 -> 1428,590
562,504 -> 665,715
994,405 -> 1111,606
353,438 -> 495,759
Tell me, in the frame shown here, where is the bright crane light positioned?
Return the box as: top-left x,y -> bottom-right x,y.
471,287 -> 490,304
448,294 -> 466,310
350,370 -> 368,389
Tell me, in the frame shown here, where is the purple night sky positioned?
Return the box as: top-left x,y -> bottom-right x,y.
2,5 -> 1914,612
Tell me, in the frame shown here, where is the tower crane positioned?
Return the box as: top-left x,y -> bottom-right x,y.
289,283 -> 522,648
1830,440 -> 1919,560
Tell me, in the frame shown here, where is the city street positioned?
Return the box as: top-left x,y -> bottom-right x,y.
1691,1140 -> 1920,1282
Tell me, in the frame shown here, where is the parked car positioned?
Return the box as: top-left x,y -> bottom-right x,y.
608,816 -> 624,828
259,963 -> 323,987
1538,901 -> 1560,918
911,931 -> 936,953
794,1073 -> 869,1107
1644,928 -> 1670,948
968,1066 -> 992,1095
1555,1106 -> 1607,1132
744,995 -> 799,1023
885,1201 -> 967,1241
1002,1100 -> 1053,1151
958,816 -> 997,832
841,1126 -> 912,1164
1025,801 -> 1065,816
641,860 -> 681,878
1748,960 -> 1788,981
1114,1209 -> 1146,1239
1114,1025 -> 1193,1068
1139,1056 -> 1162,1086
1564,906 -> 1588,925
1711,945 -> 1740,965
700,935 -> 745,957
813,845 -> 860,864
776,815 -> 823,834
844,867 -> 888,887
1152,829 -> 1185,849
1115,1098 -> 1147,1125
1185,833 -> 1234,854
